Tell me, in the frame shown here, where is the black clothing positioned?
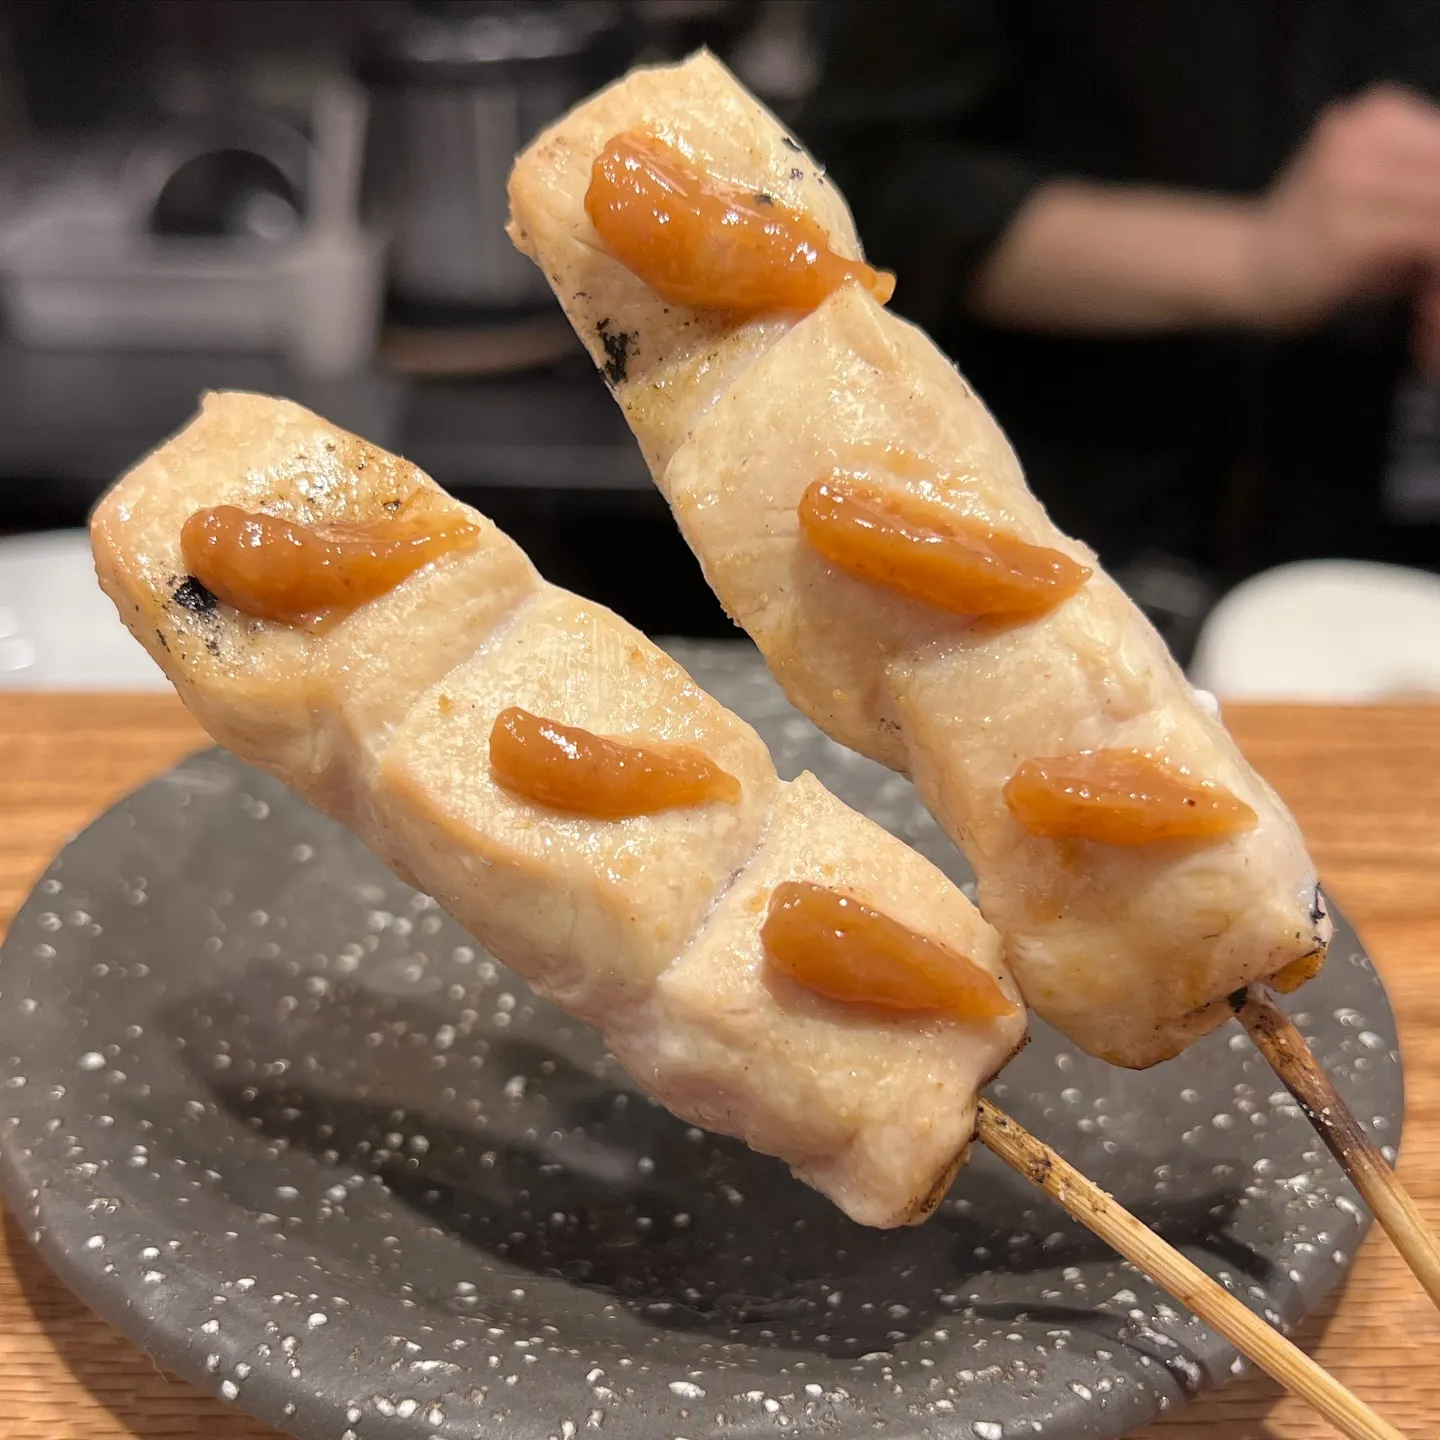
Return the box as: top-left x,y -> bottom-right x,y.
798,0 -> 1440,578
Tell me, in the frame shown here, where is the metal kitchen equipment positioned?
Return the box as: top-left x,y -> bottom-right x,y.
360,1 -> 621,316
0,79 -> 384,377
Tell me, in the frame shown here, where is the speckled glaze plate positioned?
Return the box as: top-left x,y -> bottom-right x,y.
0,642 -> 1402,1440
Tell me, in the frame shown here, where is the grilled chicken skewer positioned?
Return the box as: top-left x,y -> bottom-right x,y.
91,390 -> 1027,1230
92,395 -> 1409,1439
507,50 -> 1329,1071
507,46 -> 1440,1322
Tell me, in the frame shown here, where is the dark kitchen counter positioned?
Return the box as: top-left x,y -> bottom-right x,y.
0,340 -> 653,500
0,339 -> 735,636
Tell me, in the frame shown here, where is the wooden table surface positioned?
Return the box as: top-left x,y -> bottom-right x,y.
0,694 -> 1436,1440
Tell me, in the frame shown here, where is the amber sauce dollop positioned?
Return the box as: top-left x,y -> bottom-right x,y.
584,130 -> 894,315
1270,949 -> 1325,993
761,881 -> 1016,1021
799,476 -> 1092,619
181,497 -> 479,630
488,706 -> 741,819
1003,748 -> 1258,845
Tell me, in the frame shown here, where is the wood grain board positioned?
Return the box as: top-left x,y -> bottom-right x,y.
0,693 -> 1436,1440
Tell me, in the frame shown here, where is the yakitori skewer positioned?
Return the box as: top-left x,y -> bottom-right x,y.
91,391 -> 1029,1234
506,48 -> 1440,1309
94,392 -> 1409,1440
1236,984 -> 1440,1309
978,1099 -> 1408,1440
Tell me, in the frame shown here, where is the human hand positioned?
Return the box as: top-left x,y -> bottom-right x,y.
1250,85 -> 1440,335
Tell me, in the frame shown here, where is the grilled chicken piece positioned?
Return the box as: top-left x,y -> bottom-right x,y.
91,391 -> 1026,1228
508,51 -> 1330,1068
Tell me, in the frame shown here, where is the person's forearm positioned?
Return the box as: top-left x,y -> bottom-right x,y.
967,181 -> 1268,333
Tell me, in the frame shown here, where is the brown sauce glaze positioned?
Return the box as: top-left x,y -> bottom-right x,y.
585,130 -> 894,315
1003,748 -> 1258,845
488,706 -> 741,819
799,476 -> 1091,619
180,496 -> 479,631
762,880 -> 1016,1021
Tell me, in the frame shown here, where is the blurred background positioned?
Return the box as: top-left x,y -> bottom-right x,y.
1,0 -> 1439,694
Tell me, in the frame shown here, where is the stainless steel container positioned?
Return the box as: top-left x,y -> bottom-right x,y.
361,1 -> 620,314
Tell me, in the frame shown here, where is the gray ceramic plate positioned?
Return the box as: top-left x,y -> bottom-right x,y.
0,642 -> 1402,1440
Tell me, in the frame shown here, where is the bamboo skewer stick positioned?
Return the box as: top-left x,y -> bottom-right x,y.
1234,983 -> 1440,1311
975,1098 -> 1408,1440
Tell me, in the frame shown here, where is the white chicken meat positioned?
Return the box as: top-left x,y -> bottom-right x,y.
91,391 -> 1027,1227
507,51 -> 1331,1067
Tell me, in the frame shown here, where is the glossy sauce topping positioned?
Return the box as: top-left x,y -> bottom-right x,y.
488,706 -> 741,819
584,130 -> 895,316
798,477 -> 1092,619
1003,748 -> 1258,845
761,880 -> 1016,1021
1270,949 -> 1325,994
181,497 -> 479,631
